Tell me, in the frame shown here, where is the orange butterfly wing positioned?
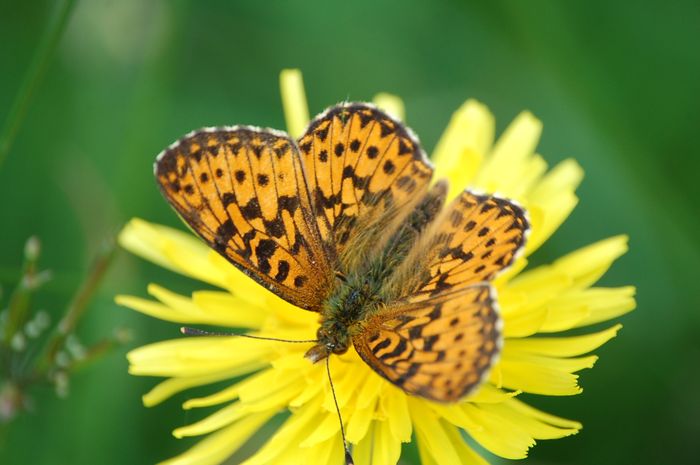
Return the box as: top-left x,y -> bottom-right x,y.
387,191 -> 529,300
353,284 -> 500,402
297,103 -> 433,268
155,127 -> 333,311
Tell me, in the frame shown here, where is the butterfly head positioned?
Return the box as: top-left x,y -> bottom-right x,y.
304,324 -> 350,363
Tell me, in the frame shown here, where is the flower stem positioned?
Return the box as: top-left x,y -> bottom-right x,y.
0,0 -> 77,170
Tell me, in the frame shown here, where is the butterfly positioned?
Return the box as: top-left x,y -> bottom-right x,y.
154,103 -> 528,404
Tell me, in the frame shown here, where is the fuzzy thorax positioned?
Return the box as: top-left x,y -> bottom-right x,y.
304,278 -> 382,363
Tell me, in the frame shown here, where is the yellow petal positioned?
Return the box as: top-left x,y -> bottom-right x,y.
502,237 -> 633,335
346,398 -> 377,443
496,358 -> 586,396
479,401 -> 579,440
382,388 -> 412,442
468,384 -> 521,404
142,369 -> 243,407
506,324 -> 622,357
504,253 -> 573,295
372,420 -> 401,465
527,192 -> 579,255
279,69 -> 309,139
305,435 -> 343,464
525,159 -> 583,253
183,381 -> 240,410
173,402 -> 247,438
414,406 -> 487,465
501,264 -> 573,319
415,429 -> 440,465
504,396 -> 582,430
529,158 -> 584,200
442,422 -> 490,465
191,290 -> 268,328
354,370 -> 384,410
501,306 -> 548,338
116,294 -> 179,323
473,110 -> 542,195
460,403 -> 534,459
119,218 -> 226,288
353,422 -> 376,465
124,284 -> 266,328
507,153 -> 548,199
539,288 -> 635,332
127,337 -> 271,377
289,374 -> 324,408
158,412 -> 272,465
299,412 -> 339,447
372,93 -> 405,121
553,235 -> 629,289
538,298 -> 591,332
237,366 -> 304,405
430,402 -> 483,434
241,400 -> 323,465
574,286 -> 636,327
432,99 -> 494,200
324,358 -> 369,410
501,352 -> 598,374
409,399 -> 464,464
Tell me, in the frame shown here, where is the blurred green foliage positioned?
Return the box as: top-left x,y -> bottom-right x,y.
1,0 -> 698,464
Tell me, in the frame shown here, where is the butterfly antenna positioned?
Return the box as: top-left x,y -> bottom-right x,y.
180,327 -> 317,344
326,356 -> 354,465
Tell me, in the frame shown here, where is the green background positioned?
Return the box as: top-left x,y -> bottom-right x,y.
1,0 -> 698,464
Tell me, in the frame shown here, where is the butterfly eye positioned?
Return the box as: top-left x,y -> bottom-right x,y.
332,343 -> 349,355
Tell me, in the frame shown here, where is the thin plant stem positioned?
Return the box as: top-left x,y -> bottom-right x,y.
2,238 -> 42,344
0,0 -> 77,170
39,240 -> 115,371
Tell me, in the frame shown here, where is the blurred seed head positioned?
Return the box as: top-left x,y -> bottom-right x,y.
10,332 -> 26,351
66,334 -> 86,360
0,383 -> 23,423
55,351 -> 71,368
24,236 -> 41,262
53,372 -> 70,398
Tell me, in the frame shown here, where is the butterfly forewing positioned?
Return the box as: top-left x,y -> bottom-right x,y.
155,127 -> 333,311
353,284 -> 500,402
298,103 -> 433,268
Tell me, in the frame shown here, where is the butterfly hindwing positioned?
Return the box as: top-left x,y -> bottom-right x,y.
353,284 -> 500,402
155,127 -> 333,311
297,103 -> 433,269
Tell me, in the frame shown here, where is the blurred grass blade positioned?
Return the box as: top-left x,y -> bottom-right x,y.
0,0 -> 77,170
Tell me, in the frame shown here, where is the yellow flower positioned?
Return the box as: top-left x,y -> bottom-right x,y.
117,69 -> 636,465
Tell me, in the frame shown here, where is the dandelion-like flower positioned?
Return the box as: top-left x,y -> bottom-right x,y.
117,69 -> 636,465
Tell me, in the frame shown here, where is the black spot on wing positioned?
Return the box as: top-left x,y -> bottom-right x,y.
255,239 -> 277,274
275,260 -> 290,282
241,198 -> 262,220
